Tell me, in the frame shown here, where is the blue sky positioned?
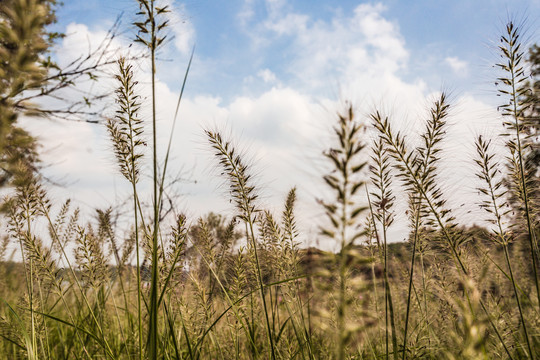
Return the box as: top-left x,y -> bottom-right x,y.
53,0 -> 539,98
29,0 -> 540,248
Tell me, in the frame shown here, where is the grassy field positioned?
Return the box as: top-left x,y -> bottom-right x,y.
0,1 -> 539,359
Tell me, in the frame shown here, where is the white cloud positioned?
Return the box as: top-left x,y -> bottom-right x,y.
244,2 -> 409,99
445,56 -> 468,75
257,69 -> 277,83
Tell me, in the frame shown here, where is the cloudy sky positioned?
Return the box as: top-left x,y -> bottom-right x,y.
23,0 -> 540,249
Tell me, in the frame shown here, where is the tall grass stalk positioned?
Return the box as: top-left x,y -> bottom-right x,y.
372,102 -> 514,358
206,130 -> 276,359
402,194 -> 421,359
474,136 -> 533,358
399,94 -> 447,358
496,21 -> 540,310
11,197 -> 37,360
368,137 -> 398,360
319,104 -> 367,360
281,187 -> 314,359
364,190 -> 382,338
106,56 -> 145,358
134,0 -> 170,356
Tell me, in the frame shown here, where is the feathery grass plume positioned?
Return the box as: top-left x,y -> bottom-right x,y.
190,218 -> 217,289
206,129 -> 276,359
401,96 -> 451,346
280,189 -> 301,285
74,226 -> 108,290
228,246 -> 248,302
319,103 -> 367,360
134,1 -> 170,355
227,246 -> 249,357
188,272 -> 213,342
268,189 -> 300,283
140,223 -> 166,278
368,136 -> 398,360
259,210 -> 280,290
496,21 -> 540,309
410,94 -> 450,236
474,136 -> 513,244
50,201 -> 80,257
197,214 -> 238,301
106,55 -> 145,358
474,135 -> 533,357
261,210 -> 280,252
120,229 -> 136,267
96,209 -> 120,267
416,94 -> 448,177
154,217 -> 187,356
206,131 -> 258,222
162,214 -> 187,290
107,57 -> 144,184
134,0 -> 170,51
369,138 -> 396,230
0,234 -> 8,262
48,199 -> 70,249
282,187 -> 298,250
140,224 -> 154,261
